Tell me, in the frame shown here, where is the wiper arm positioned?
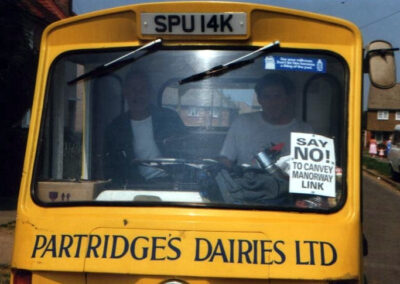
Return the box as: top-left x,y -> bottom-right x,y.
68,38 -> 163,84
179,40 -> 280,85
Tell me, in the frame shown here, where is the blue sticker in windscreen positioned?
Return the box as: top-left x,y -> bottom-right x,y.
264,56 -> 326,73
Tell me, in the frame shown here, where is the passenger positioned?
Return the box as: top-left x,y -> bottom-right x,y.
368,137 -> 377,157
104,70 -> 186,185
220,73 -> 313,168
385,138 -> 392,156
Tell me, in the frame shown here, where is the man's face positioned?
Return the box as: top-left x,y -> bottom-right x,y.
257,84 -> 291,124
123,76 -> 151,112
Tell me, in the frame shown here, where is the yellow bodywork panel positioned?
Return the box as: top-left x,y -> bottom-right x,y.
12,1 -> 362,283
29,271 -> 332,284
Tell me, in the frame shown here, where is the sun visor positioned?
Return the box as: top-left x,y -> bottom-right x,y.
366,40 -> 397,89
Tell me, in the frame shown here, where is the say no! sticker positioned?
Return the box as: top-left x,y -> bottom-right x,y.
289,133 -> 336,197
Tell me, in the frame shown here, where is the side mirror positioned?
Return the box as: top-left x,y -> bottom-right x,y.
366,40 -> 398,89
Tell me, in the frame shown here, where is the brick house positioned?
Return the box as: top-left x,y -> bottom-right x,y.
0,0 -> 72,199
18,0 -> 72,51
366,83 -> 400,145
163,88 -> 240,128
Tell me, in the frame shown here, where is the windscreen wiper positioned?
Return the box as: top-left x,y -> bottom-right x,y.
68,38 -> 163,84
179,40 -> 280,85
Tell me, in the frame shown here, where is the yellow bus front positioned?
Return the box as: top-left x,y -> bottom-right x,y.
12,2 -> 363,283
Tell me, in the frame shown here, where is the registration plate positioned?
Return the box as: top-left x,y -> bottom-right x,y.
141,13 -> 247,35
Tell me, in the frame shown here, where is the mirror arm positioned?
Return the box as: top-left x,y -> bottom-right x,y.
366,47 -> 399,58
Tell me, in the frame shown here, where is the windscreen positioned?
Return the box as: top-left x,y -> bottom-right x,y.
34,47 -> 347,211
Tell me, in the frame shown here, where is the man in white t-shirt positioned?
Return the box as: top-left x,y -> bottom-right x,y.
104,70 -> 186,185
220,73 -> 313,168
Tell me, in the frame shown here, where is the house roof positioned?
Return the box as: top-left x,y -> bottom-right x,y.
19,0 -> 71,22
367,83 -> 400,110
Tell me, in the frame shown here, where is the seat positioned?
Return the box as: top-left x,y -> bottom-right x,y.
303,74 -> 344,163
92,75 -> 123,179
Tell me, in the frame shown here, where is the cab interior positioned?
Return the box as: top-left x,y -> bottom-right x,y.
35,47 -> 347,204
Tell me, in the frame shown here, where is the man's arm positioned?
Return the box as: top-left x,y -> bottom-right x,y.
219,118 -> 241,168
217,156 -> 234,169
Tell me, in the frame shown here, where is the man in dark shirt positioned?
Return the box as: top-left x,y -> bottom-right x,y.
104,70 -> 186,185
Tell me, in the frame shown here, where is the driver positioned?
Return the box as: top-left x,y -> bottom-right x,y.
104,69 -> 186,185
220,73 -> 313,168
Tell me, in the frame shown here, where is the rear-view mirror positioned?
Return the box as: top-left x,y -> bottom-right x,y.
366,40 -> 398,89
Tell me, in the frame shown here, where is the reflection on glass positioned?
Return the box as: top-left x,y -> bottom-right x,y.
35,49 -> 347,211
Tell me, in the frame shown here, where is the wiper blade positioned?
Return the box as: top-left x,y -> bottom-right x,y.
68,38 -> 163,84
179,40 -> 280,85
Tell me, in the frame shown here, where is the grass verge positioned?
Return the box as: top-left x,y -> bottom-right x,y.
362,155 -> 391,177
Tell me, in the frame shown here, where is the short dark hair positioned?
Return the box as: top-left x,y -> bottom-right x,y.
255,73 -> 295,97
124,69 -> 148,84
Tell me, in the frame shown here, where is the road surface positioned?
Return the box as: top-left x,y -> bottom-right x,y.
363,173 -> 400,283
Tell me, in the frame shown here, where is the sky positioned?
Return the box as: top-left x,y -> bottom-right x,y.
72,0 -> 400,109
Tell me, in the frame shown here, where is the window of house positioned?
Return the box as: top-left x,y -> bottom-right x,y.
377,111 -> 389,120
212,109 -> 220,118
395,112 -> 400,120
187,107 -> 200,117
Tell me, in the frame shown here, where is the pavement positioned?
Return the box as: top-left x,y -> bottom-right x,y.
363,166 -> 400,191
362,153 -> 400,190
0,211 -> 16,226
0,211 -> 15,266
